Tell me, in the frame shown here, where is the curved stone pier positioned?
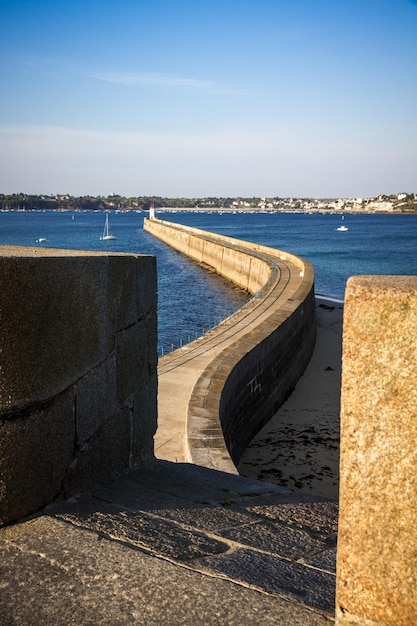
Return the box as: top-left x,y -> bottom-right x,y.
144,218 -> 316,473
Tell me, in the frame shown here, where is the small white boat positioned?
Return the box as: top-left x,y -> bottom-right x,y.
36,237 -> 47,243
100,213 -> 116,240
336,214 -> 348,231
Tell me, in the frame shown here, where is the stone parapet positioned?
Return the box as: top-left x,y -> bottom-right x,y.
336,275 -> 417,626
0,246 -> 157,526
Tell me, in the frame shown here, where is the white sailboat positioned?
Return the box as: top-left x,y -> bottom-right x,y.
100,212 -> 116,240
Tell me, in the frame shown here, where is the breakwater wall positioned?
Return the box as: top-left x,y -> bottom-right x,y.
0,246 -> 157,526
144,217 -> 276,294
144,217 -> 316,469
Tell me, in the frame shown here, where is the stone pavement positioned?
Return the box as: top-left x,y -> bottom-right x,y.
0,460 -> 336,625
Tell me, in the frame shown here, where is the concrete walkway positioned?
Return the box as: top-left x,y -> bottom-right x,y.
0,461 -> 336,625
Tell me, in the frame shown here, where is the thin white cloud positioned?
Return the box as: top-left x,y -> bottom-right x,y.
90,71 -> 249,95
14,54 -> 249,95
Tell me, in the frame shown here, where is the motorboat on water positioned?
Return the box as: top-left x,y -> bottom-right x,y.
336,214 -> 349,231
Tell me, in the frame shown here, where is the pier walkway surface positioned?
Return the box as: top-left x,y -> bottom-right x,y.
0,461 -> 336,625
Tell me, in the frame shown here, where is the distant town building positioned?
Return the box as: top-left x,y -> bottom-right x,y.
370,200 -> 394,211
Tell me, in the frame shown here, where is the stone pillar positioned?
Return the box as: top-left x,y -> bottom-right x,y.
0,247 -> 157,526
336,276 -> 417,626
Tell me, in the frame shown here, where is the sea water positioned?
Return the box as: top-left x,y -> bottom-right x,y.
162,210 -> 417,299
1,209 -> 416,354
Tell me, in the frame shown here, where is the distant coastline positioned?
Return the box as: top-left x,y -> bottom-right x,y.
1,192 -> 416,214
1,206 -> 416,216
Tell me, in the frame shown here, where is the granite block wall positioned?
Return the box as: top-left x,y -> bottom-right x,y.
0,246 -> 157,526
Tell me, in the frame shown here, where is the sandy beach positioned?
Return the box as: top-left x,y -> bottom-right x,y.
238,297 -> 343,501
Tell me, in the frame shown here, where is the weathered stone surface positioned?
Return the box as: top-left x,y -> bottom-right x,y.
29,460 -> 335,623
337,276 -> 417,626
246,500 -> 339,534
146,310 -> 158,371
131,374 -> 157,464
116,320 -> 149,403
101,460 -> 286,506
75,356 -> 117,443
218,520 -> 330,564
0,510 -> 333,625
62,406 -> 131,496
107,255 -> 139,337
54,498 -> 230,561
306,546 -> 337,574
1,247 -> 158,524
201,548 -> 335,613
0,389 -> 75,525
93,482 -> 267,532
135,254 -> 158,319
0,255 -> 108,411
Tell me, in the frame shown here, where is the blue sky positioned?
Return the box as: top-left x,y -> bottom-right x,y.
1,0 -> 416,198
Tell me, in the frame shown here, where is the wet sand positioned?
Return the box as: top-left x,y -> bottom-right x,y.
238,297 -> 343,501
